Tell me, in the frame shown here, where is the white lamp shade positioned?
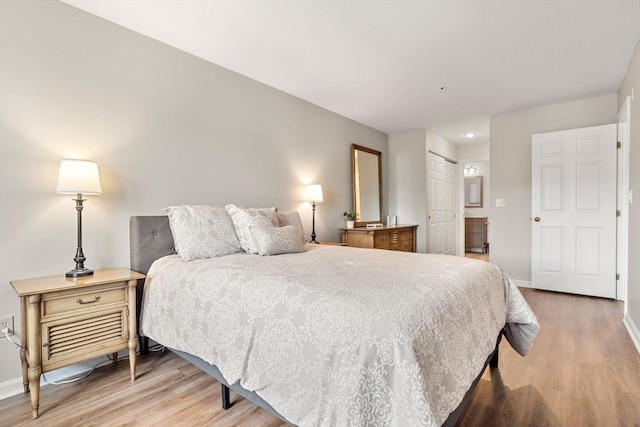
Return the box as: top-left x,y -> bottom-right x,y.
304,184 -> 323,203
57,160 -> 102,195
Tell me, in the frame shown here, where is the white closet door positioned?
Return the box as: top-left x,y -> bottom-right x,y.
428,152 -> 457,255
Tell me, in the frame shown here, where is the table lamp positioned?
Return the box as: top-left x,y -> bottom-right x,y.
57,159 -> 102,278
304,184 -> 323,244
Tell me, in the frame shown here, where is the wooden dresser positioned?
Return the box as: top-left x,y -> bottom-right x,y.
341,225 -> 417,252
465,217 -> 488,253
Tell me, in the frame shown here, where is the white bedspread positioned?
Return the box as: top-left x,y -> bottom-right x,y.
140,245 -> 538,426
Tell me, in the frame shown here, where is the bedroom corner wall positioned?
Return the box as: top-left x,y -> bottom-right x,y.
388,129 -> 458,253
489,94 -> 618,284
388,129 -> 427,252
0,0 -> 388,386
617,40 -> 640,350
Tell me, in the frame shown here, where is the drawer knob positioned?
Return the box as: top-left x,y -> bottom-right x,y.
76,295 -> 100,305
42,343 -> 48,348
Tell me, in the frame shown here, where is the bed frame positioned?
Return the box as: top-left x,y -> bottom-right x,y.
130,215 -> 500,426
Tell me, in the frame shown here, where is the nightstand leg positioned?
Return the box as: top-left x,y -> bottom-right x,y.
19,297 -> 29,393
27,366 -> 41,418
26,295 -> 41,418
128,339 -> 137,382
127,280 -> 137,382
20,347 -> 29,393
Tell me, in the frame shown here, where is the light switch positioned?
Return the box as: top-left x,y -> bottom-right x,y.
496,199 -> 505,207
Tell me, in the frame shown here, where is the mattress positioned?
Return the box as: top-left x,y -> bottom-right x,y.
140,244 -> 538,426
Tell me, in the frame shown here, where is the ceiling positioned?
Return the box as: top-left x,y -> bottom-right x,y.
63,1 -> 639,144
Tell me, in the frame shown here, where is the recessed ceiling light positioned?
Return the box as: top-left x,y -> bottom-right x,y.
464,132 -> 476,138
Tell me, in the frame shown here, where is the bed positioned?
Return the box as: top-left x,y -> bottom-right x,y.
130,214 -> 538,427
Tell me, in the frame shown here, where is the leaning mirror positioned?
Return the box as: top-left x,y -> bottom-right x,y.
352,144 -> 382,225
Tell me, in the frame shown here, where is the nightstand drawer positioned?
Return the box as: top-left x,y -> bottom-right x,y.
42,307 -> 127,370
42,284 -> 127,318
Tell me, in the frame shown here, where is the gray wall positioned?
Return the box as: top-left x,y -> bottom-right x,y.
388,129 -> 427,252
618,41 -> 640,341
388,129 -> 458,253
0,0 -> 387,384
489,93 -> 618,283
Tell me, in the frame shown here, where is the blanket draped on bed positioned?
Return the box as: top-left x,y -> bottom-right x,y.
140,245 -> 538,427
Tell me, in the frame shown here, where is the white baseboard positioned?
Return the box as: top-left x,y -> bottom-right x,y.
513,279 -> 532,288
623,313 -> 640,355
0,376 -> 25,401
0,354 -> 117,401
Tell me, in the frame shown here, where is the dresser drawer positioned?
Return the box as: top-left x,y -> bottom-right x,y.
374,241 -> 391,250
395,239 -> 413,252
42,284 -> 127,318
374,232 -> 391,247
399,230 -> 414,241
468,234 -> 484,247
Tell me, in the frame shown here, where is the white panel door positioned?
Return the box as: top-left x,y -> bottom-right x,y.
428,152 -> 457,255
531,124 -> 616,298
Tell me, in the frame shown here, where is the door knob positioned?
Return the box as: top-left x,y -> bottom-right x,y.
534,217 -> 541,222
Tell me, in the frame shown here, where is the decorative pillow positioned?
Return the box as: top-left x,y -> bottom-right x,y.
163,205 -> 242,261
277,211 -> 306,243
250,225 -> 306,256
225,204 -> 279,254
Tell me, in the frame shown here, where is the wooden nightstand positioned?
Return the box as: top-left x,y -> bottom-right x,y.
319,241 -> 347,246
10,268 -> 145,419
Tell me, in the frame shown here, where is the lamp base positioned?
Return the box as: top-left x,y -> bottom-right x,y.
65,268 -> 94,278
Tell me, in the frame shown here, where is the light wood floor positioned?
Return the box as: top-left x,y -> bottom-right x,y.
2,288 -> 639,427
464,251 -> 490,262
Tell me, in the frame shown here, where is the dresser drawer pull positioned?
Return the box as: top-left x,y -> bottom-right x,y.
76,295 -> 100,305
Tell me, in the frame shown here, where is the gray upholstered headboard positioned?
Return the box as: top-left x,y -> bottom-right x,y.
130,216 -> 176,275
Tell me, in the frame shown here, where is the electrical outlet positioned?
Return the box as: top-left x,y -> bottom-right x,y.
0,316 -> 14,337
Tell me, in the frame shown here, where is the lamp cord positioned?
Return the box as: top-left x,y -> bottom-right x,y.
2,328 -> 21,348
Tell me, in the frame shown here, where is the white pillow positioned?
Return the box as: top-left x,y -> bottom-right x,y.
250,225 -> 306,256
163,205 -> 242,261
277,211 -> 306,243
225,204 -> 279,254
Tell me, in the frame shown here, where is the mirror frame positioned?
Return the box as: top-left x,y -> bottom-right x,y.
352,144 -> 383,226
464,176 -> 483,208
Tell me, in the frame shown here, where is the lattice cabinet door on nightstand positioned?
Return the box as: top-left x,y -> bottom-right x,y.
10,268 -> 145,419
